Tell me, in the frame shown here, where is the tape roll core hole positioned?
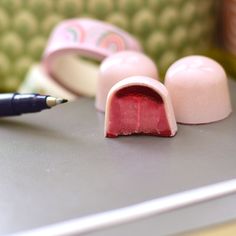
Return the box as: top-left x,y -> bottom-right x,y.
51,54 -> 100,97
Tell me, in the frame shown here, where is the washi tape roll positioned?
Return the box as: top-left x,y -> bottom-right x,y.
42,18 -> 142,96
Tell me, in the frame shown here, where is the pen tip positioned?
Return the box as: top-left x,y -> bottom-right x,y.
46,97 -> 68,107
61,99 -> 68,104
56,98 -> 68,105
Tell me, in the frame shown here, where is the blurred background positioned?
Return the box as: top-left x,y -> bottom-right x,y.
0,0 -> 235,93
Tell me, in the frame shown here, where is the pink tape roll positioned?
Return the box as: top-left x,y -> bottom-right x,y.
43,18 -> 142,96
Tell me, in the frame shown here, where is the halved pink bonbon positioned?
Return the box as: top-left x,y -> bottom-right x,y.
165,55 -> 232,124
105,76 -> 177,137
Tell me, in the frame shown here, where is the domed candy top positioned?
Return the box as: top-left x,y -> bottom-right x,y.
164,55 -> 232,124
95,51 -> 158,112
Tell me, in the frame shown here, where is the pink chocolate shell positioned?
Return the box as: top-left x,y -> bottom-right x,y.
164,55 -> 232,124
95,51 -> 159,112
105,76 -> 177,137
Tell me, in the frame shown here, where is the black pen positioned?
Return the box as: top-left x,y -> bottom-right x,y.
0,93 -> 68,117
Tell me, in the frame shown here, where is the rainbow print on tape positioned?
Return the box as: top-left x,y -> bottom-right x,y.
97,31 -> 127,52
64,23 -> 85,43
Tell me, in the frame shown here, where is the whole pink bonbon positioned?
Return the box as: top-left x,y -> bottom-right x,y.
95,51 -> 159,112
164,55 -> 232,124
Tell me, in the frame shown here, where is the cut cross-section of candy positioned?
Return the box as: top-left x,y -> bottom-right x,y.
105,76 -> 177,138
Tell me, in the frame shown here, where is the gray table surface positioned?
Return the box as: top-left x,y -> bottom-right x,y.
0,80 -> 236,236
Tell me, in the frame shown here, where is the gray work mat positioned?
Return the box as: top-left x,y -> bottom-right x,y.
0,80 -> 236,236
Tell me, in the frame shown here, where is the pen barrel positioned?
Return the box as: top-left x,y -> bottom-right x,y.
0,93 -> 50,116
0,93 -> 16,116
13,94 -> 49,114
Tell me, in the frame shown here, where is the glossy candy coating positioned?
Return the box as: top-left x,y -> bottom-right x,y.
105,76 -> 177,137
165,55 -> 232,124
96,51 -> 158,112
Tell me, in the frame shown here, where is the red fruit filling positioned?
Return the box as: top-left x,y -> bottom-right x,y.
106,86 -> 171,137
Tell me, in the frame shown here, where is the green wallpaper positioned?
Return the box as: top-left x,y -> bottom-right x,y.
0,0 -> 217,92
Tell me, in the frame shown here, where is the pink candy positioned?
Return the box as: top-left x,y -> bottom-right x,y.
165,55 -> 232,124
95,51 -> 159,112
105,76 -> 177,137
43,19 -> 232,138
98,53 -> 232,138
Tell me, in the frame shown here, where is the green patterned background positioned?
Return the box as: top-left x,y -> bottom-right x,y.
0,0 -> 217,92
